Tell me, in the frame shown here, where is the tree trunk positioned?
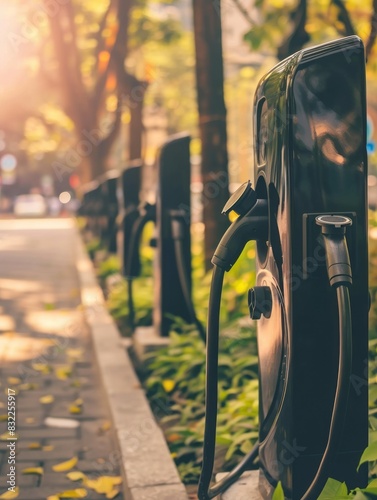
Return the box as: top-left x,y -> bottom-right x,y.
129,91 -> 145,160
122,74 -> 147,161
192,0 -> 230,271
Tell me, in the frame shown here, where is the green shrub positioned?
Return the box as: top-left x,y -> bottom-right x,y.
107,277 -> 153,335
97,255 -> 121,280
85,237 -> 102,260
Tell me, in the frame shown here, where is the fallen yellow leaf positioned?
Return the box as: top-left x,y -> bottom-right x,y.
0,432 -> 18,441
106,489 -> 120,499
55,365 -> 73,380
66,471 -> 87,482
162,379 -> 175,393
43,445 -> 55,451
99,421 -> 111,433
69,405 -> 82,415
70,380 -> 81,388
32,363 -> 51,374
166,433 -> 181,443
19,383 -> 38,391
58,489 -> 87,498
0,487 -> 19,498
25,417 -> 35,424
28,442 -> 42,450
0,414 -> 7,422
85,476 -> 122,494
66,349 -> 83,360
52,456 -> 78,472
4,388 -> 18,396
47,496 -> 60,500
7,377 -> 21,385
39,395 -> 54,405
22,467 -> 43,475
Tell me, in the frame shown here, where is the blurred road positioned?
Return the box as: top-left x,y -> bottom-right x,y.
0,218 -> 124,499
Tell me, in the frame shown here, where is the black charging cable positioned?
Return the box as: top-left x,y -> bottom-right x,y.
300,215 -> 353,500
198,184 -> 268,500
198,207 -> 353,500
170,210 -> 206,342
198,264 -> 260,500
125,203 -> 156,329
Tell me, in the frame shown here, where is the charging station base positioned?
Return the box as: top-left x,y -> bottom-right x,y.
132,326 -> 170,361
216,471 -> 262,500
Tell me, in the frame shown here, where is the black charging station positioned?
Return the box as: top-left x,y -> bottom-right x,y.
116,161 -> 142,276
199,36 -> 368,500
79,180 -> 103,240
153,133 -> 193,336
254,34 -> 368,499
126,133 -> 204,345
99,170 -> 120,254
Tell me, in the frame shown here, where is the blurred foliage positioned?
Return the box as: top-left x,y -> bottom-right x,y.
107,276 -> 153,335
241,0 -> 376,68
96,254 -> 121,281
5,0 -> 186,176
143,32 -> 197,136
106,222 -> 256,336
106,221 -> 154,334
144,327 -> 259,484
85,237 -> 103,260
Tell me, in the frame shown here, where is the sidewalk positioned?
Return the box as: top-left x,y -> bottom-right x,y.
0,219 -> 124,500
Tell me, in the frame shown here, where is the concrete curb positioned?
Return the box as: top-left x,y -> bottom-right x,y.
74,229 -> 189,500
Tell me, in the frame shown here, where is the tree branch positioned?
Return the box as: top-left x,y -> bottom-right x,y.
97,92 -> 123,162
44,0 -> 91,130
277,0 -> 309,60
92,0 -> 132,112
94,0 -> 117,61
366,0 -> 377,61
230,0 -> 255,26
331,0 -> 356,36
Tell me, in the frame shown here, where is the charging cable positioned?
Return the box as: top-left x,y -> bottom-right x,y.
198,209 -> 353,500
198,183 -> 268,500
300,215 -> 353,499
125,203 -> 156,329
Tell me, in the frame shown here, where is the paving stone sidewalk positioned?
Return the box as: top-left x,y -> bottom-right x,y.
0,218 -> 124,500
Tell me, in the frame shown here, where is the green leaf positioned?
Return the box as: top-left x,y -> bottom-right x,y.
317,478 -> 349,499
358,441 -> 377,471
352,489 -> 377,499
272,481 -> 284,500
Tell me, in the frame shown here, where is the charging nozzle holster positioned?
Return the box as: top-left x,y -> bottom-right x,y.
125,202 -> 156,279
316,215 -> 353,288
211,198 -> 268,271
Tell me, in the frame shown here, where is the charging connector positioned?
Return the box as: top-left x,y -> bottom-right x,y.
316,215 -> 353,288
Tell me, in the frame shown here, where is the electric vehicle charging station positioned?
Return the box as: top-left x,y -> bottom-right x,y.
199,36 -> 368,500
78,180 -> 103,240
116,161 -> 142,277
154,133 -> 195,337
98,170 -> 120,254
126,133 -> 205,346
